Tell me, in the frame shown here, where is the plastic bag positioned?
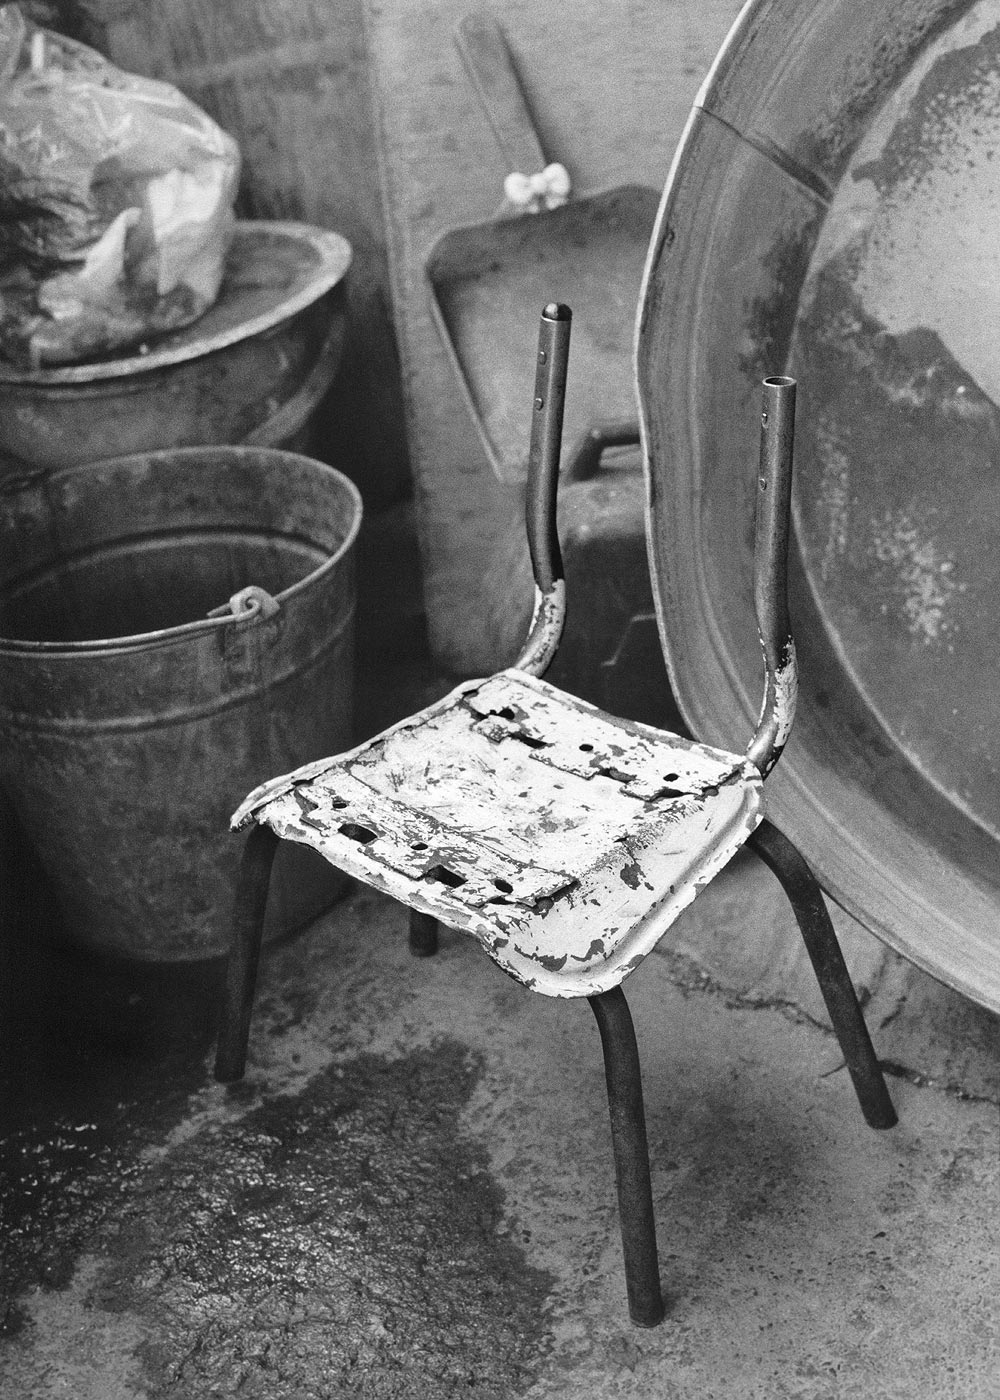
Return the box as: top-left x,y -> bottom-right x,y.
0,4 -> 241,367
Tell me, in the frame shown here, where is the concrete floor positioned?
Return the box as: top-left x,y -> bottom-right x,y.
1,813 -> 997,1398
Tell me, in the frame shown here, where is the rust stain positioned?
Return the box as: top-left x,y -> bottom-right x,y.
292,789 -> 328,832
870,509 -> 965,643
516,580 -> 567,677
591,762 -> 633,783
573,938 -> 607,962
619,860 -> 644,890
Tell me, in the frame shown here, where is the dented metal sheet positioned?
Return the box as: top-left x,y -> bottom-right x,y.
231,676 -> 491,829
466,671 -> 745,797
235,669 -> 764,997
261,767 -> 575,907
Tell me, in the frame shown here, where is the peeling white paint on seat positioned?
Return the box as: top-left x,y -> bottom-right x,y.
234,669 -> 764,997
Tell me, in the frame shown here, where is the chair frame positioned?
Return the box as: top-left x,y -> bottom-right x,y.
215,304 -> 896,1329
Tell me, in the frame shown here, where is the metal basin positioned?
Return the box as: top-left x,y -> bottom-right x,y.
0,221 -> 351,477
636,0 -> 1000,1011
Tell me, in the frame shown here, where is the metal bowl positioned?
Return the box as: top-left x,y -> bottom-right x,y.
0,221 -> 352,475
637,0 -> 1000,1012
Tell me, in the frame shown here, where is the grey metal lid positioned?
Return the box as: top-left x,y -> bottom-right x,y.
0,220 -> 352,384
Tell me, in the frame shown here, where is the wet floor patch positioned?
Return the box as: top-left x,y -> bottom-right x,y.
0,835 -> 220,1337
2,1039 -> 555,1399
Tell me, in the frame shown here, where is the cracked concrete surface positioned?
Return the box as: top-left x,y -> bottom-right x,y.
1,832 -> 997,1398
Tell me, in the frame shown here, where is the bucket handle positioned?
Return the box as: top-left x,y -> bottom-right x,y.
2,585 -> 282,655
206,586 -> 282,624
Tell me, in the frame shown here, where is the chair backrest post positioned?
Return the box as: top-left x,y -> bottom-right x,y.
515,302 -> 572,677
746,375 -> 798,776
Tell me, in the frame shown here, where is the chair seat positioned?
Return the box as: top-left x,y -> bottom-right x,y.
233,669 -> 763,996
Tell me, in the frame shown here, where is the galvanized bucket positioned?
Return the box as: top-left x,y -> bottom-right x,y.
0,446 -> 362,962
0,222 -> 351,481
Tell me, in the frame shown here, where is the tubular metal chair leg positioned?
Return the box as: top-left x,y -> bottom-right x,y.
589,985 -> 665,1327
214,823 -> 279,1083
408,909 -> 439,958
749,819 -> 897,1130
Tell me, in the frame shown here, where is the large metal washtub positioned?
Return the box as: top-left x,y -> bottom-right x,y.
637,0 -> 1000,1012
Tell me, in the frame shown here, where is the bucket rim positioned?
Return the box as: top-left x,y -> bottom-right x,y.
0,445 -> 363,656
0,222 -> 352,386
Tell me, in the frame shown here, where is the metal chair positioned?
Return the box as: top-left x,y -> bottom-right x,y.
214,302 -> 896,1328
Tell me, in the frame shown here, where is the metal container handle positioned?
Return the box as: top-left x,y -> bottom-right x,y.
562,419 -> 641,483
3,584 -> 282,655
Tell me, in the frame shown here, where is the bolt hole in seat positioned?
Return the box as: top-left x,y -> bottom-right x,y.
215,303 -> 896,1328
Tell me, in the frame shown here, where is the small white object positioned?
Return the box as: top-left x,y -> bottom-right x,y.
503,162 -> 571,214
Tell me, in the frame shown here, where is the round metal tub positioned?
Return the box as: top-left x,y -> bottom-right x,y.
0,446 -> 361,961
637,0 -> 1000,1011
0,221 -> 352,478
